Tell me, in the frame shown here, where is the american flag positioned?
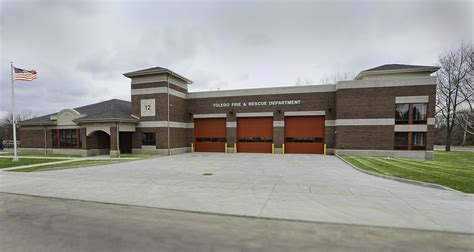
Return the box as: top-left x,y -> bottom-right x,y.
14,67 -> 37,81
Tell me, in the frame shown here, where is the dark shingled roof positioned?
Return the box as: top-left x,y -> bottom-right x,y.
20,99 -> 137,125
362,64 -> 439,72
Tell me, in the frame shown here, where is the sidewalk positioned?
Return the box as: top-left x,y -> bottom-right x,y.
1,159 -> 82,171
0,155 -> 139,171
434,145 -> 474,152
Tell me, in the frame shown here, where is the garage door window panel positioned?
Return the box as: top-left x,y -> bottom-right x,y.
196,137 -> 226,142
286,137 -> 323,143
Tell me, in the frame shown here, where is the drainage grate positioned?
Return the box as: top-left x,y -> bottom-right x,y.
202,173 -> 213,176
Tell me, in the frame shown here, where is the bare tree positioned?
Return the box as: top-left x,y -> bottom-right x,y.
456,109 -> 474,146
436,42 -> 473,151
295,77 -> 314,86
2,110 -> 37,127
319,72 -> 355,84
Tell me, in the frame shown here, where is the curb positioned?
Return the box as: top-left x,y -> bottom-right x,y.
335,154 -> 465,194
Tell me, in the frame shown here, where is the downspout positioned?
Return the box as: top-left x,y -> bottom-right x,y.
116,122 -> 120,158
167,74 -> 170,155
43,125 -> 47,156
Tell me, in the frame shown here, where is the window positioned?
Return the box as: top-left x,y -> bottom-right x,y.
412,104 -> 427,124
52,129 -> 81,149
412,132 -> 426,150
141,133 -> 156,146
396,103 -> 428,124
394,132 -> 426,150
394,132 -> 409,150
395,104 -> 409,124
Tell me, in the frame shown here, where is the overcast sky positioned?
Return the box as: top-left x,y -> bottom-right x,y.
0,0 -> 472,119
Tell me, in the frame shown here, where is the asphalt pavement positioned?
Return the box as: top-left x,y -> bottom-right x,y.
0,193 -> 472,252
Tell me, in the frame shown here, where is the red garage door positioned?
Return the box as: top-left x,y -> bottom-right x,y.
285,116 -> 324,154
194,118 -> 226,152
237,117 -> 273,153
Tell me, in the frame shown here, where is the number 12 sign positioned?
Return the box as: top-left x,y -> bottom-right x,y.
140,99 -> 156,117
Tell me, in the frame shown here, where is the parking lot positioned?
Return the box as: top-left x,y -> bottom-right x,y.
0,153 -> 472,233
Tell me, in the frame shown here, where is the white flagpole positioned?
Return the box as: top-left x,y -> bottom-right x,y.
10,62 -> 19,161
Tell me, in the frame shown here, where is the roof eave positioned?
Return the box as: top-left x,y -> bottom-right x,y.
73,118 -> 139,124
123,69 -> 193,84
355,67 -> 441,80
18,122 -> 57,127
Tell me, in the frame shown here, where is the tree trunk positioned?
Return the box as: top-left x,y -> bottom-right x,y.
445,129 -> 452,151
462,129 -> 467,147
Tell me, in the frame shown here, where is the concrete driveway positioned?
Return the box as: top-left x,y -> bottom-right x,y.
0,153 -> 472,233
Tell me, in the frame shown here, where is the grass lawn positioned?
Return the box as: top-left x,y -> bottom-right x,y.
0,152 -> 80,158
342,151 -> 474,193
10,160 -> 123,172
0,158 -> 67,169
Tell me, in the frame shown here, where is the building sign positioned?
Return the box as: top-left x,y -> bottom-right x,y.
141,99 -> 156,117
213,100 -> 301,108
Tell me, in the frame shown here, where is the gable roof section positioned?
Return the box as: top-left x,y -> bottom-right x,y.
123,66 -> 193,84
363,64 -> 439,72
355,64 -> 440,80
19,99 -> 137,126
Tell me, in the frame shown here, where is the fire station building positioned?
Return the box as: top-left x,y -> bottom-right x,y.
19,64 -> 439,159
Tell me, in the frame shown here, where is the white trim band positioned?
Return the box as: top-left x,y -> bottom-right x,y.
394,125 -> 428,132
335,118 -> 395,126
284,111 -> 325,116
132,80 -> 188,90
427,118 -> 435,125
325,120 -> 335,127
395,96 -> 429,104
336,76 -> 436,90
236,112 -> 273,117
186,77 -> 436,99
187,85 -> 336,99
131,87 -> 186,99
273,121 -> 284,127
193,113 -> 227,119
137,121 -> 192,128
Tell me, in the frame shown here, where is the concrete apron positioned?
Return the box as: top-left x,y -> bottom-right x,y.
0,153 -> 472,234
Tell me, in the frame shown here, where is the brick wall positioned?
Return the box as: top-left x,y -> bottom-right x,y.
19,129 -> 45,148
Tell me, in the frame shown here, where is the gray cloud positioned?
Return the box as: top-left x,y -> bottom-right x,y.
1,0 -> 472,119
